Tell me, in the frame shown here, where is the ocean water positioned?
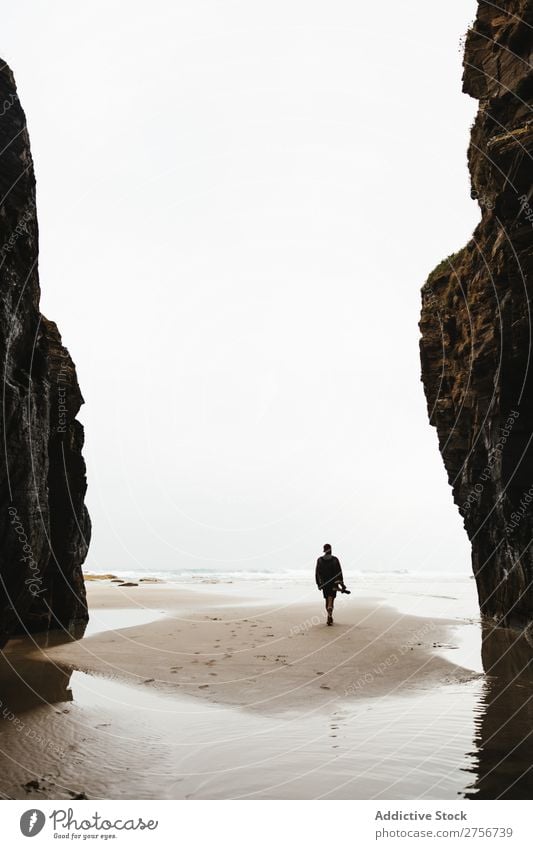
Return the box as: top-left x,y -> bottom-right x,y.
86,566 -> 476,590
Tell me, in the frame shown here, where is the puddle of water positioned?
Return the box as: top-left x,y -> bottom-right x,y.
71,672 -> 488,799
0,659 -> 483,800
3,607 -> 166,654
434,621 -> 484,674
83,608 -> 165,638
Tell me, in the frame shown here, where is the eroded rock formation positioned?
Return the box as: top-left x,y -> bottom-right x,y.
0,60 -> 89,644
420,2 -> 533,627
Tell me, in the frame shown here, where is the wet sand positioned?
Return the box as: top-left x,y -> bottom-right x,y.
1,577 -> 531,799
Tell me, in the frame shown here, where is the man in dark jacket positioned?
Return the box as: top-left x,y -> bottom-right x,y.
315,543 -> 345,625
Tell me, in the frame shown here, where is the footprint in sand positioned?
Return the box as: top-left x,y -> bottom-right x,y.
198,684 -> 209,689
320,685 -> 331,690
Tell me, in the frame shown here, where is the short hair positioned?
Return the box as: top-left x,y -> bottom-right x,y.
323,543 -> 331,552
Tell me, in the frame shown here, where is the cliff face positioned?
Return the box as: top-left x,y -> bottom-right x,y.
0,61 -> 89,645
420,2 -> 533,627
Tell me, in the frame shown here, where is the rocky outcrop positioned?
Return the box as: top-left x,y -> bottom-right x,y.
420,1 -> 533,627
0,61 -> 89,645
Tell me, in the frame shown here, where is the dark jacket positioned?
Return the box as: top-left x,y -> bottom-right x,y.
315,554 -> 343,591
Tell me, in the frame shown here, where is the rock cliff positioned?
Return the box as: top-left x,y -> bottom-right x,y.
0,60 -> 89,645
420,2 -> 533,627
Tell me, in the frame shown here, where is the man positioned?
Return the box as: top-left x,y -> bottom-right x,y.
315,543 -> 345,626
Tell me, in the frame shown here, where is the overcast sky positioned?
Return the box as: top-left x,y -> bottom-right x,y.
2,1 -> 479,575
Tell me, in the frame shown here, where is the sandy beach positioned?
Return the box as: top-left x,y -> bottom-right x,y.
0,573 -> 507,800
43,579 -> 479,710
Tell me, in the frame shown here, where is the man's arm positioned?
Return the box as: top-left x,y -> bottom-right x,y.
315,559 -> 322,588
336,557 -> 344,585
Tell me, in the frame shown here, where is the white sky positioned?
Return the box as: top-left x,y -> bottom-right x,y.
2,1 -> 479,575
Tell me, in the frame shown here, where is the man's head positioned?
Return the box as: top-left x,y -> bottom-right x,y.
323,543 -> 332,554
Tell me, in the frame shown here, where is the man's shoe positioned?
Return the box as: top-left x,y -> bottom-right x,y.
327,613 -> 333,626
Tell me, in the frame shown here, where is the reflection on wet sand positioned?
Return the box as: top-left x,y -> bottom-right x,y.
0,628 -> 83,716
465,624 -> 533,799
0,631 -> 80,799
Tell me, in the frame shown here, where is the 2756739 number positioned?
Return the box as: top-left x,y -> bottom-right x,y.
459,828 -> 513,838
